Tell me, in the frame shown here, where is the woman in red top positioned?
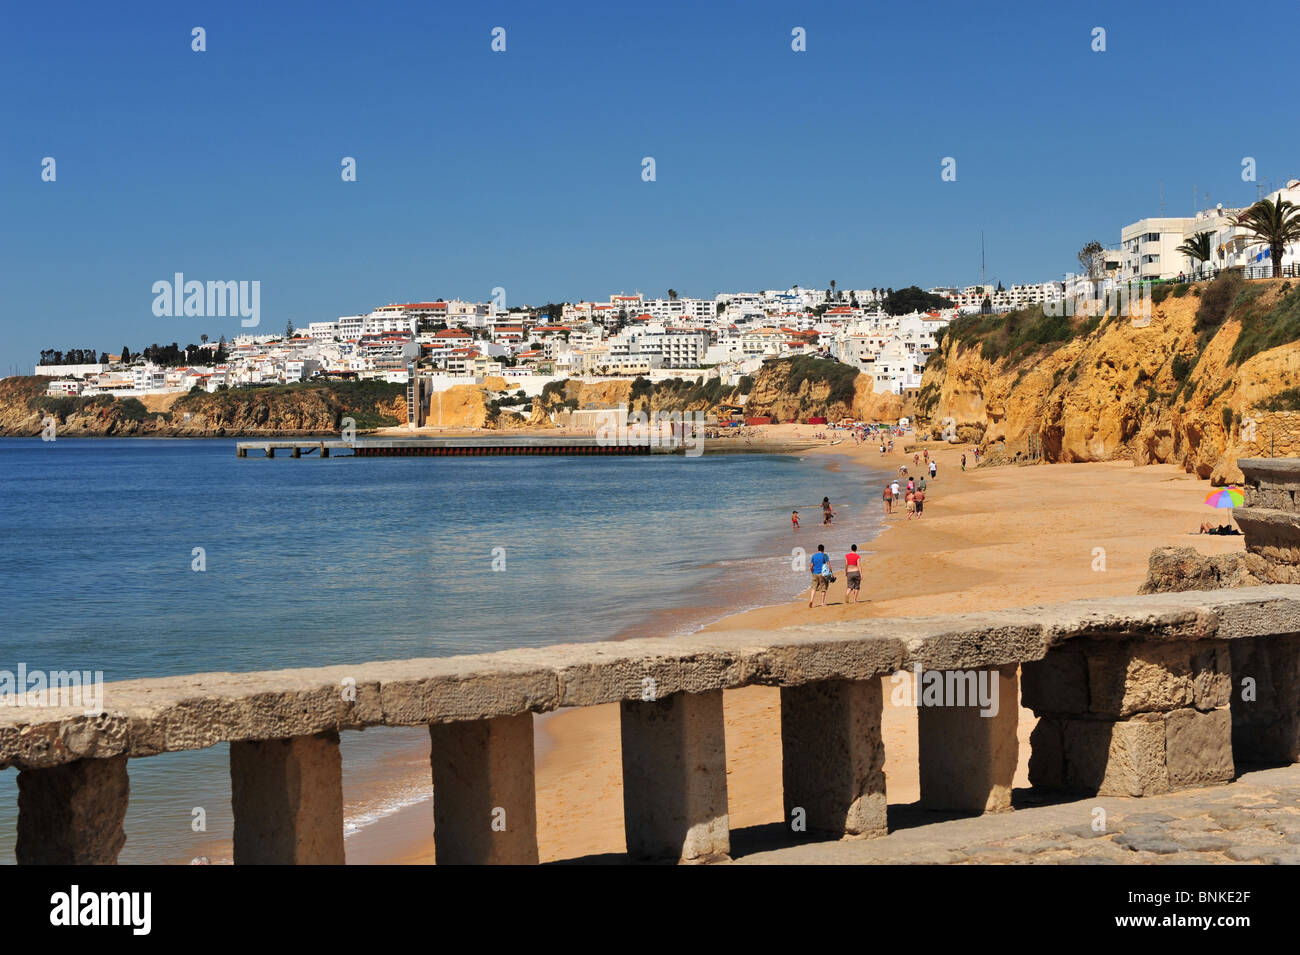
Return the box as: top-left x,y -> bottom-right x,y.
844,544 -> 862,603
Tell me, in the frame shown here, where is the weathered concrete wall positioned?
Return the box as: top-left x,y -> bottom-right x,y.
1024,639 -> 1234,796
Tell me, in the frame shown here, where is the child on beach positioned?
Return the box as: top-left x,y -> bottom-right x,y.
845,545 -> 862,603
792,509 -> 799,531
822,497 -> 835,525
961,454 -> 967,471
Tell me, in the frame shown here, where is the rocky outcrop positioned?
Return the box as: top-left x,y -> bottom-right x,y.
0,376 -> 406,437
1138,547 -> 1300,594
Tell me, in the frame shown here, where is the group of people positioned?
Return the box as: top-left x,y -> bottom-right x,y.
807,543 -> 863,608
883,472 -> 928,519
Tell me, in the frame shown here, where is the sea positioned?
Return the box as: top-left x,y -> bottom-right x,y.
0,437 -> 887,863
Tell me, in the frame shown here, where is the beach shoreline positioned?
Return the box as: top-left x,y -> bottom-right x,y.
345,430 -> 1248,864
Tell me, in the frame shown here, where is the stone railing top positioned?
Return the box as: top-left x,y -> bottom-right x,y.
1239,457 -> 1300,487
4,586 -> 1300,770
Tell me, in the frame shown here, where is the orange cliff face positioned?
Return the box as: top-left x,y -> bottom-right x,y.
918,278 -> 1300,480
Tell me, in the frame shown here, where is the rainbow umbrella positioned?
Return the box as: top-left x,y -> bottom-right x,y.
1204,487 -> 1244,508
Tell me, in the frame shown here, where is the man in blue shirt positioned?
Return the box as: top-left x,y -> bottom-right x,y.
809,544 -> 831,608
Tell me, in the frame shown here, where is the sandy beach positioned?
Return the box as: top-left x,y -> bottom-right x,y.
338,429 -> 1247,864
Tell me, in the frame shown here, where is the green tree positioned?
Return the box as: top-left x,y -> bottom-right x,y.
667,289 -> 678,300
1176,231 -> 1213,277
882,286 -> 953,316
1234,198 -> 1300,278
285,319 -> 295,338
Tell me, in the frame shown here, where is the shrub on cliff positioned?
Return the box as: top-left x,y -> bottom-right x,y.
946,305 -> 1073,362
1229,282 -> 1300,366
1194,271 -> 1244,338
780,355 -> 859,407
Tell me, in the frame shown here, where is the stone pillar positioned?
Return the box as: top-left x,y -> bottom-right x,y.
1230,634 -> 1300,762
620,690 -> 729,863
918,664 -> 1019,812
780,678 -> 886,838
1024,639 -> 1233,796
428,714 -> 538,865
230,731 -> 345,864
16,756 -> 129,864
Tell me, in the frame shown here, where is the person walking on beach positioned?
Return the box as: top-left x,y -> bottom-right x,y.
844,544 -> 862,603
929,459 -> 937,479
914,485 -> 925,517
961,453 -> 967,472
822,496 -> 835,525
913,452 -> 920,467
905,488 -> 916,520
809,545 -> 831,608
882,483 -> 893,514
792,509 -> 800,532
907,476 -> 914,493
890,479 -> 900,503
923,449 -> 929,463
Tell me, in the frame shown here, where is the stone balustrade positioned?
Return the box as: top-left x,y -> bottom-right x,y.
5,586 -> 1300,864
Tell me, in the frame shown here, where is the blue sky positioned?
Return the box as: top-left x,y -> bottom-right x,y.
2,0 -> 1297,373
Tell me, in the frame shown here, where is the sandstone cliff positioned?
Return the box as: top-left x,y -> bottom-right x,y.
918,276 -> 1300,479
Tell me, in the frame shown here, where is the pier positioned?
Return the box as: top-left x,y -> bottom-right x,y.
236,436 -> 657,458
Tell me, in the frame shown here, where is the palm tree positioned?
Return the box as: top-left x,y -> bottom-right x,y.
1234,198 -> 1300,278
667,289 -> 678,301
830,279 -> 837,300
1176,231 -> 1213,279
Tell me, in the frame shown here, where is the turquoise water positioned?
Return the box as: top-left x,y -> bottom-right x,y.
0,438 -> 885,862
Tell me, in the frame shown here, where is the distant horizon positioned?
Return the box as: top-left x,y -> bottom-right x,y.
4,0 -> 1296,374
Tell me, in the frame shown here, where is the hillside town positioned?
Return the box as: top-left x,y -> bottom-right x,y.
32,179 -> 1300,414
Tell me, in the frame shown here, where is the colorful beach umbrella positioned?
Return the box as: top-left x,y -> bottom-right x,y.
1204,487 -> 1244,508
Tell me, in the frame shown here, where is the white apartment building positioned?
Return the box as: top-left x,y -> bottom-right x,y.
1120,217 -> 1196,281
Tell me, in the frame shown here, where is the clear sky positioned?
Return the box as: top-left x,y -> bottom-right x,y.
2,0 -> 1297,373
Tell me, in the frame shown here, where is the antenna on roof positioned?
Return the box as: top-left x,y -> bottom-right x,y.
1159,180 -> 1165,216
